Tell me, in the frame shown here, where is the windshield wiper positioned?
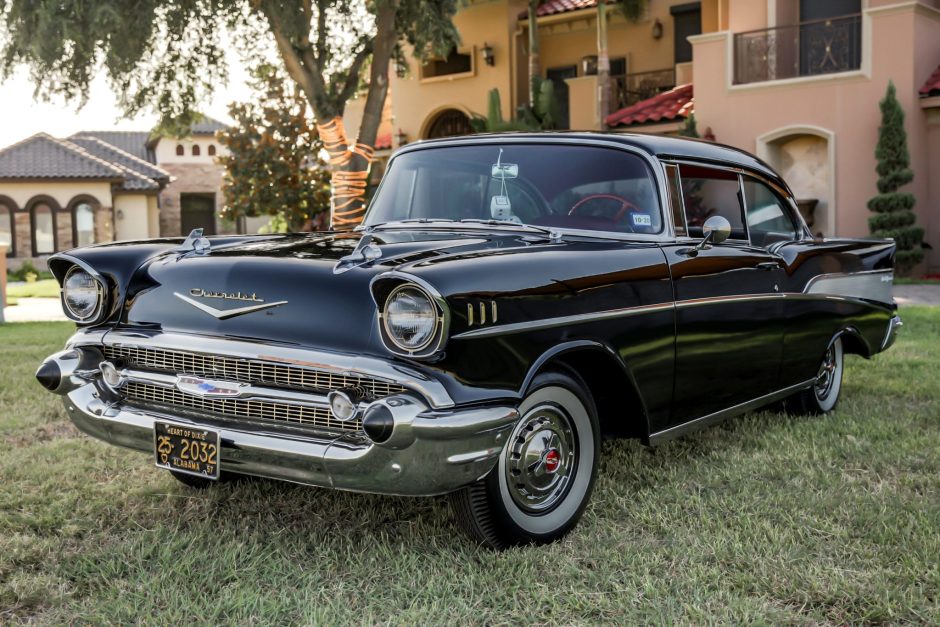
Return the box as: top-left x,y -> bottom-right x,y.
458,219 -> 561,240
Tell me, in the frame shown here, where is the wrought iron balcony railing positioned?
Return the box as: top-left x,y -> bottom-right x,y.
612,68 -> 677,109
733,14 -> 862,85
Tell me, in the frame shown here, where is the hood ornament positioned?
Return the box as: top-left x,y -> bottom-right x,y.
176,228 -> 211,255
334,234 -> 383,274
174,290 -> 288,319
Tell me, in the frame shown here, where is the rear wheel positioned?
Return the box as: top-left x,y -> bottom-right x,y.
785,337 -> 844,415
449,370 -> 600,549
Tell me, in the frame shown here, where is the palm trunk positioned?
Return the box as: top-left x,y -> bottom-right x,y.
597,1 -> 610,130
528,0 -> 540,107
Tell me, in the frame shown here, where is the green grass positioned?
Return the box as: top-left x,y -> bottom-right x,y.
6,279 -> 60,299
1,312 -> 938,624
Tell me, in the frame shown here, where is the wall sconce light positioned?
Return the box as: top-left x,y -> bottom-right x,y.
652,18 -> 663,40
482,43 -> 495,67
395,129 -> 408,147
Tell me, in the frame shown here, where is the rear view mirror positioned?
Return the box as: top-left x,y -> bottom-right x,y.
491,163 -> 518,179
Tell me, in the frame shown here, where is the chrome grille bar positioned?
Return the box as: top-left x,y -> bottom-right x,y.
104,345 -> 407,399
123,381 -> 362,431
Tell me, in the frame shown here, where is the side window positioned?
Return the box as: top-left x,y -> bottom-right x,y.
663,163 -> 687,237
678,164 -> 747,240
742,177 -> 799,248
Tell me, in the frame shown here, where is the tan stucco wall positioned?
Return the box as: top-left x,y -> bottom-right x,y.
147,195 -> 160,238
691,2 -> 940,271
0,180 -> 112,209
391,0 -> 524,142
114,193 -> 153,241
153,135 -> 227,165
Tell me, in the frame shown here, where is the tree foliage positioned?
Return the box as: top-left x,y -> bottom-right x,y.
0,0 -> 461,229
216,64 -> 331,233
867,81 -> 924,273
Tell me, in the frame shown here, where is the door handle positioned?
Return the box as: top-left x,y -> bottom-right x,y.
756,261 -> 781,271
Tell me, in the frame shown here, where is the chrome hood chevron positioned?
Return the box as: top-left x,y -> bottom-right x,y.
173,291 -> 288,319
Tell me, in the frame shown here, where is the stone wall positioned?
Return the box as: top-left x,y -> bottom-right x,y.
158,163 -> 232,236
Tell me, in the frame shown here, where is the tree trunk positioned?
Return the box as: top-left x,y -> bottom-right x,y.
528,0 -> 540,107
596,1 -> 610,130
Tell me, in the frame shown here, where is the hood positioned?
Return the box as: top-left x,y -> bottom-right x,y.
121,229 -> 556,354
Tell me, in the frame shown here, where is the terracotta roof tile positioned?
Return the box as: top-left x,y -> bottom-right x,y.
520,0 -> 597,19
605,83 -> 693,127
0,133 -> 126,180
73,131 -> 155,163
375,133 -> 392,150
920,64 -> 940,97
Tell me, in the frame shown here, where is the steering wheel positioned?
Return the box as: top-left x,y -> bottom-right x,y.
569,194 -> 643,223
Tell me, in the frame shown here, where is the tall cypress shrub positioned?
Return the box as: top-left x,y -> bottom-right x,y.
868,81 -> 924,272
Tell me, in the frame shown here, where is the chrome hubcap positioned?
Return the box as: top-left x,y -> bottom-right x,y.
815,345 -> 837,400
504,404 -> 576,513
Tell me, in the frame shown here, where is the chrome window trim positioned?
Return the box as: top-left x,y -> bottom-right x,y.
98,330 -> 456,409
365,137 -> 676,243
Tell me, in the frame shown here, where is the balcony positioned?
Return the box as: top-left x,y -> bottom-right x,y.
612,68 -> 677,110
733,14 -> 862,85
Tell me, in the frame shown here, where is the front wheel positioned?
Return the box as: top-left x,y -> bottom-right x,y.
785,336 -> 844,415
449,370 -> 600,549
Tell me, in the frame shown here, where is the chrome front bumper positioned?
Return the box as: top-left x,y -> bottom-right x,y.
61,382 -> 517,496
881,314 -> 903,351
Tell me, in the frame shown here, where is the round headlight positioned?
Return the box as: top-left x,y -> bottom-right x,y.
62,267 -> 102,322
383,285 -> 439,352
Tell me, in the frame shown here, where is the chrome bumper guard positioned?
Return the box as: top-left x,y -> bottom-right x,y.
881,314 -> 903,351
43,336 -> 519,496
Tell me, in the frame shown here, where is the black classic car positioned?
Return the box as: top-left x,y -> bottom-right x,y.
37,133 -> 901,549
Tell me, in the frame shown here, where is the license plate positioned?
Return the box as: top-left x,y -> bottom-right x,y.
154,421 -> 221,480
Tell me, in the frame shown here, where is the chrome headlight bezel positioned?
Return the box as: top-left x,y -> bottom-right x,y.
374,276 -> 449,358
61,264 -> 107,325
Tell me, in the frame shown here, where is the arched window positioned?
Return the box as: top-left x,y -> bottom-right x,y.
31,202 -> 55,255
192,144 -> 201,156
73,202 -> 96,247
176,144 -> 185,156
0,202 -> 12,257
207,144 -> 216,156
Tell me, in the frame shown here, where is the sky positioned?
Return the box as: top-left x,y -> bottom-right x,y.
0,49 -> 253,148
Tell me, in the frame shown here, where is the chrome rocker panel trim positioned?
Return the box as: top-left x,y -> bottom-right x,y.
62,382 -> 518,496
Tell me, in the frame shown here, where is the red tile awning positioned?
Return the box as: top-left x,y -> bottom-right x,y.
920,64 -> 940,97
605,84 -> 693,127
375,133 -> 392,150
519,0 -> 597,20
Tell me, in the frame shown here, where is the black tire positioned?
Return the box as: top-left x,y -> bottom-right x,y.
784,336 -> 844,416
449,370 -> 600,549
168,469 -> 244,489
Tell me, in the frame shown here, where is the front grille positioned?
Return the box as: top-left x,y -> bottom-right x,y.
104,345 -> 406,398
124,381 -> 361,431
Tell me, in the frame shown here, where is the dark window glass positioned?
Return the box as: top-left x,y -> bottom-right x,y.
32,203 -> 54,254
663,164 -> 687,236
678,164 -> 746,239
207,144 -> 216,156
421,48 -> 472,78
74,202 -> 96,247
176,144 -> 185,156
671,2 -> 702,64
0,204 -> 11,255
192,144 -> 201,156
742,177 -> 799,247
367,145 -> 662,235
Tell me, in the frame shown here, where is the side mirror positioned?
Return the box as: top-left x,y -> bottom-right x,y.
702,215 -> 731,246
682,215 -> 732,256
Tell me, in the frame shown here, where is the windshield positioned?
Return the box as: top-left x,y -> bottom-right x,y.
365,144 -> 662,235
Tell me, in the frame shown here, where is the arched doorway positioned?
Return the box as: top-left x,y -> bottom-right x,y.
423,108 -> 474,139
758,126 -> 835,238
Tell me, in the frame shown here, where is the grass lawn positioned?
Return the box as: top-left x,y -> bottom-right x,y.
1,311 -> 938,623
6,279 -> 60,299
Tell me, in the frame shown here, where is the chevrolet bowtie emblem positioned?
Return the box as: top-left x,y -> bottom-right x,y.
174,290 -> 288,319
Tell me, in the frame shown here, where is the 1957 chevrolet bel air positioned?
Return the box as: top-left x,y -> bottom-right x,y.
37,133 -> 901,549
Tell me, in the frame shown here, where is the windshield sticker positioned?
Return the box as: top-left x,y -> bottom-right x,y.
632,214 -> 652,227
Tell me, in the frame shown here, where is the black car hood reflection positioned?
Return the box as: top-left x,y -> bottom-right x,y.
123,228 -> 560,355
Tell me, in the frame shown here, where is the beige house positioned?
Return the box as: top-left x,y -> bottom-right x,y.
0,117 -> 231,269
387,0 -> 940,273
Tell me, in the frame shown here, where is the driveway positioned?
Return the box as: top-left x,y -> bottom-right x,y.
3,298 -> 67,322
893,284 -> 940,306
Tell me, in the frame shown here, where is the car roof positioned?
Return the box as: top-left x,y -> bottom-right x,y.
399,132 -> 789,192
